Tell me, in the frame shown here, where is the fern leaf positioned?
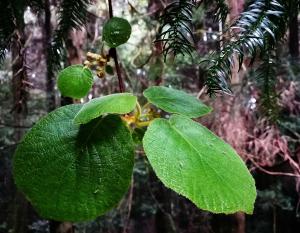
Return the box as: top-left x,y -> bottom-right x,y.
157,0 -> 196,60
49,0 -> 91,72
203,0 -> 287,96
255,53 -> 279,121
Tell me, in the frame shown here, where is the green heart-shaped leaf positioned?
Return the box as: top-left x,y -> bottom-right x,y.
143,115 -> 256,214
13,104 -> 134,221
74,93 -> 137,124
57,65 -> 93,99
103,17 -> 132,48
143,86 -> 212,118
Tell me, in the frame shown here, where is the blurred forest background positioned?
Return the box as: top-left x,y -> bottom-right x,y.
0,0 -> 300,233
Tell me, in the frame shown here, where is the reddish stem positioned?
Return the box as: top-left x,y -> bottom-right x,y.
107,0 -> 125,93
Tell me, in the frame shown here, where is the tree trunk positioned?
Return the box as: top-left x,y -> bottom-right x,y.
11,31 -> 28,136
66,30 -> 85,66
45,0 -> 56,112
11,14 -> 29,233
227,0 -> 245,85
227,2 -> 246,232
227,0 -> 244,21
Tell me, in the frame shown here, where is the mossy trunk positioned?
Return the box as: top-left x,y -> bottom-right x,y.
11,12 -> 30,233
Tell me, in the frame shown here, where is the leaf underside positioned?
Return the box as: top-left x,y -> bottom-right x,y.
143,115 -> 256,214
13,104 -> 134,221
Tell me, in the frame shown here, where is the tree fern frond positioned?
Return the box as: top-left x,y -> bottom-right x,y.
203,0 -> 288,96
157,0 -> 196,60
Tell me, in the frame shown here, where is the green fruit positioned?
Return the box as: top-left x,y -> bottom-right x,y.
57,65 -> 93,99
103,17 -> 132,48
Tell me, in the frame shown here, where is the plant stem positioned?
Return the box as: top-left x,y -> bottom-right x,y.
107,0 -> 125,93
135,101 -> 142,118
110,48 -> 125,92
108,0 -> 113,18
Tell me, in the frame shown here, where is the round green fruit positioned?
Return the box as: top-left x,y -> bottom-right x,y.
103,17 -> 132,48
57,65 -> 93,99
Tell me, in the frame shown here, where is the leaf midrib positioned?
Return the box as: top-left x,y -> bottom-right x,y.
167,118 -> 246,209
83,117 -> 105,144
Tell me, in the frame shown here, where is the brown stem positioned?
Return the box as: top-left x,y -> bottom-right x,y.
107,0 -> 125,92
109,48 -> 125,92
45,0 -> 56,112
108,0 -> 113,18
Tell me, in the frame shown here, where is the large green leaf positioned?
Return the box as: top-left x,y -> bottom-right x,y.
143,86 -> 212,118
57,65 -> 93,99
143,115 -> 256,214
13,105 -> 134,221
74,93 -> 137,124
